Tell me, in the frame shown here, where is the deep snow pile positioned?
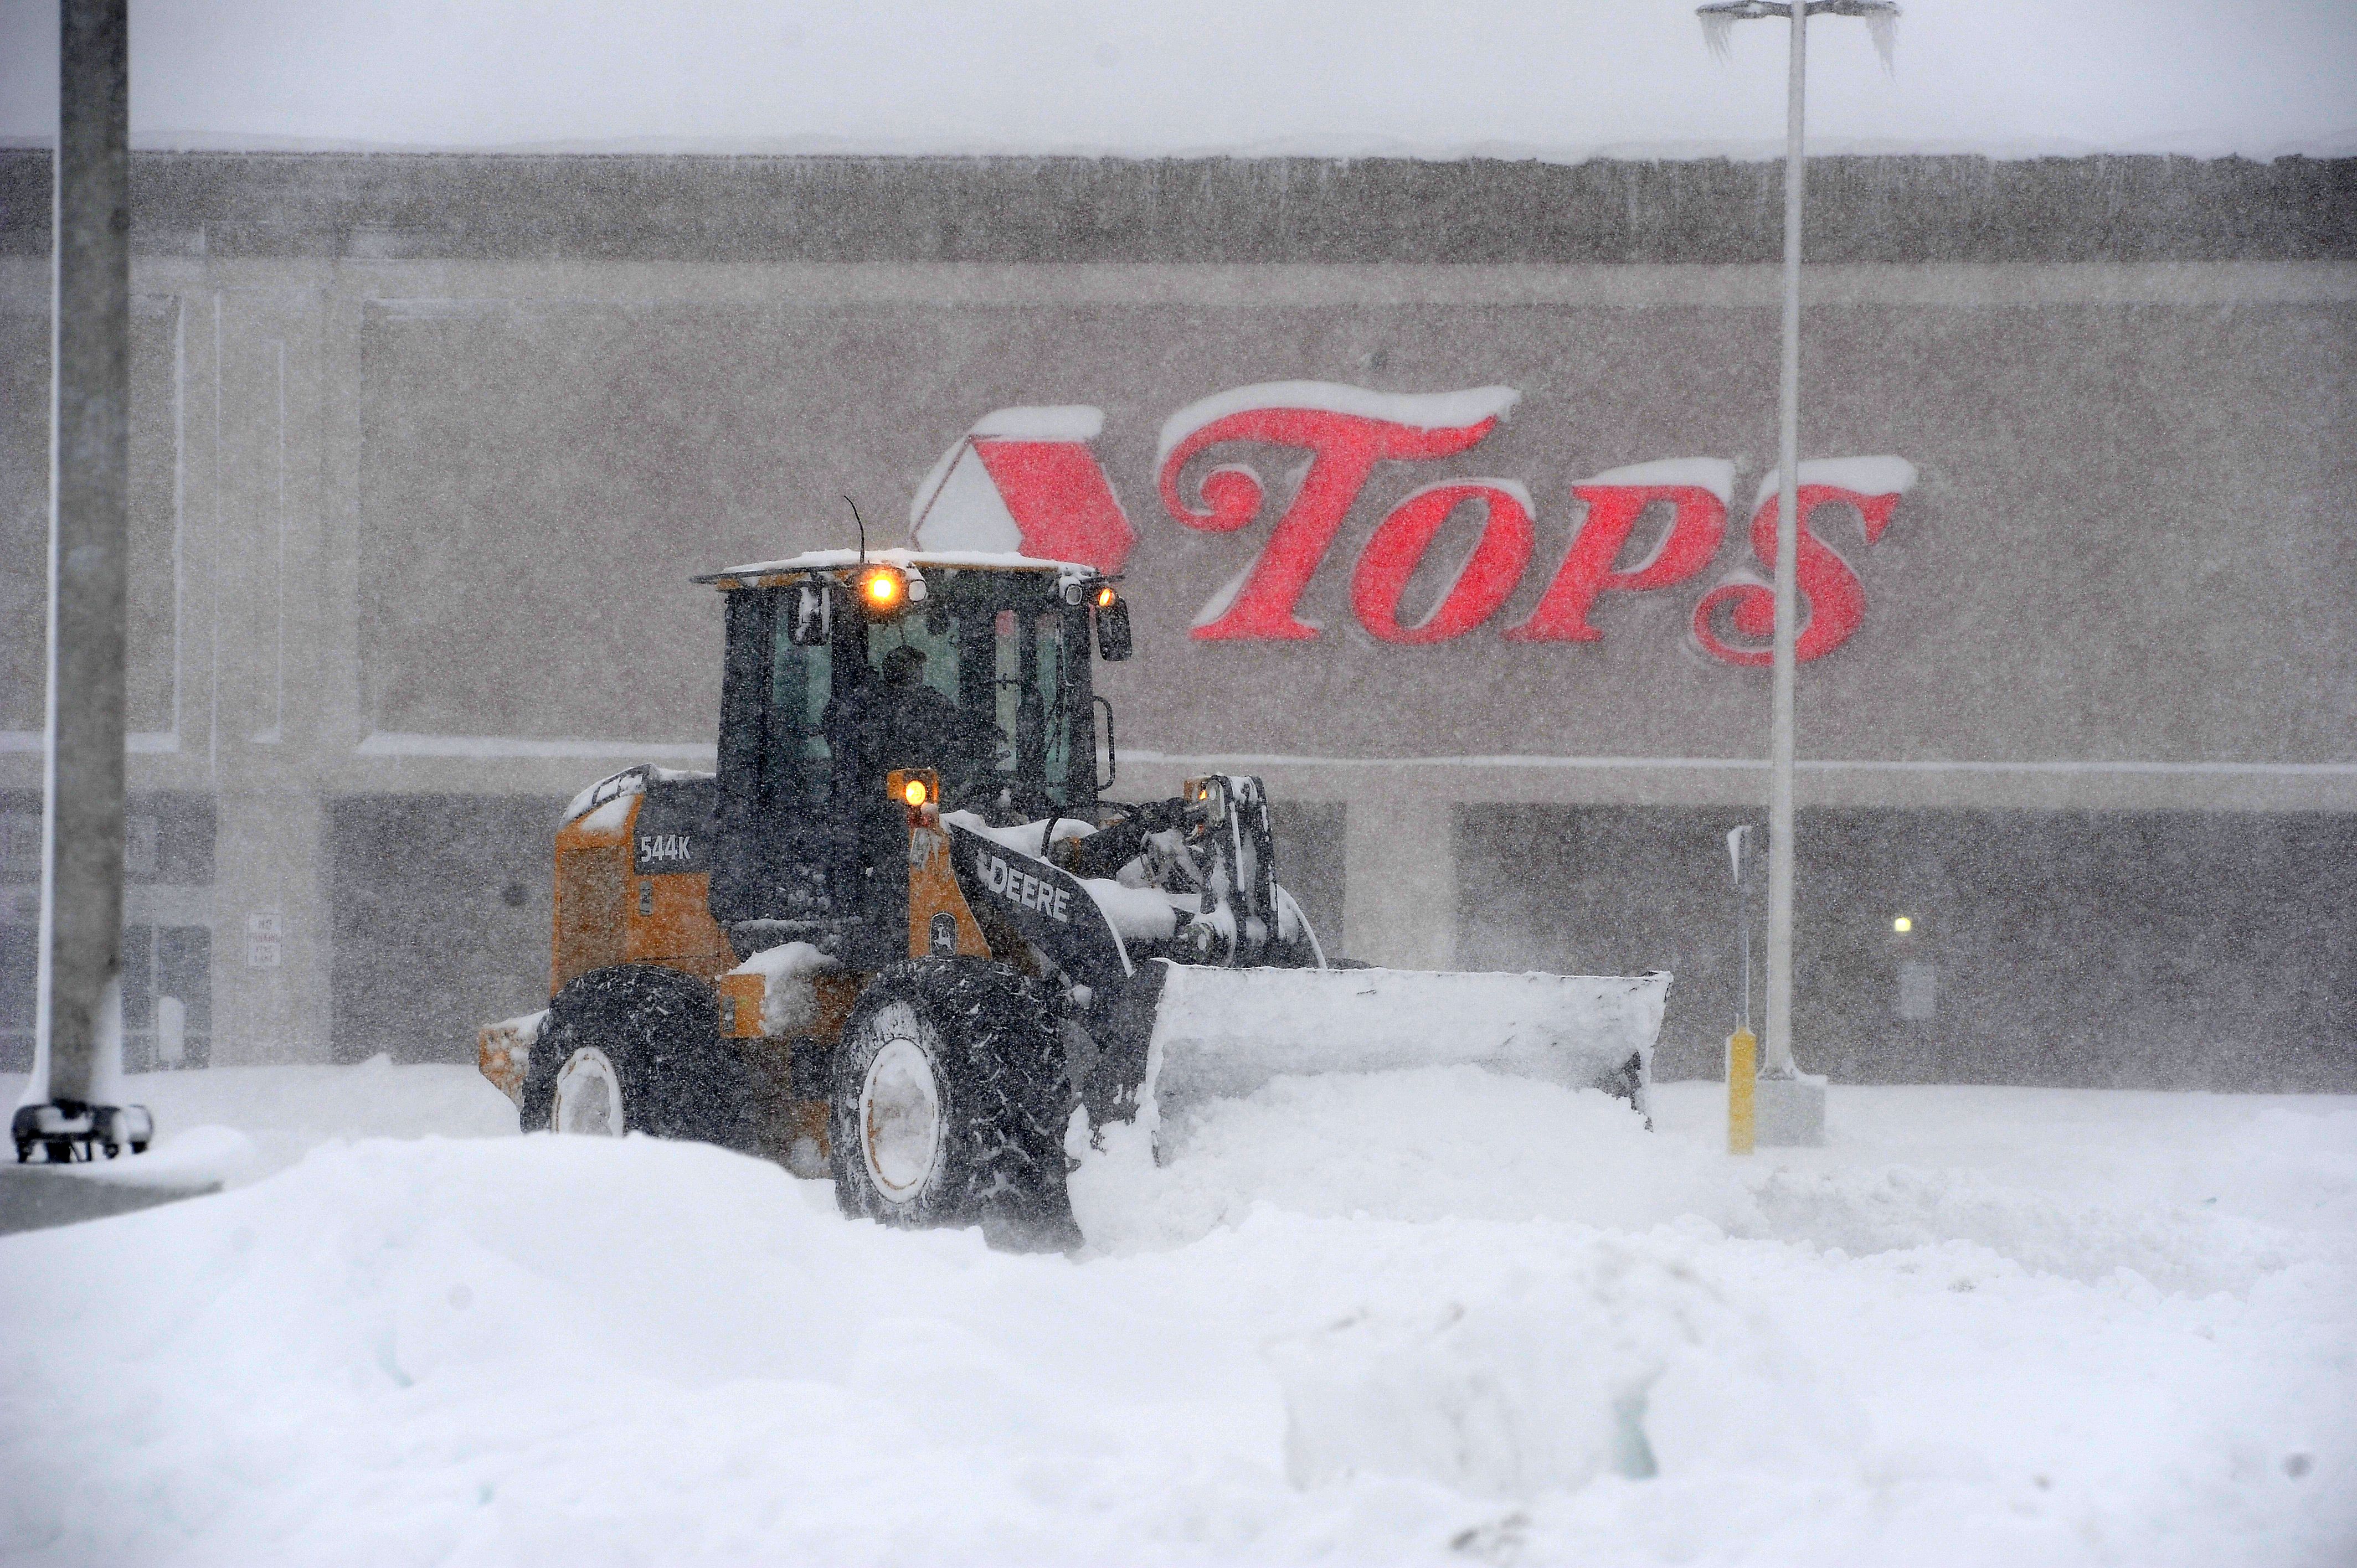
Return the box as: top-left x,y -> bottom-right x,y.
2,1066 -> 2351,1567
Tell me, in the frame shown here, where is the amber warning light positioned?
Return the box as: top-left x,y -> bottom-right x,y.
902,777 -> 929,808
1094,586 -> 1118,610
861,567 -> 905,610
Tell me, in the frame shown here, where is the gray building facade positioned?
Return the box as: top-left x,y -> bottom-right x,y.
2,151 -> 2351,1087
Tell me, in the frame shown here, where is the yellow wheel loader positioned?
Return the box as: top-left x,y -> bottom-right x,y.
478,549 -> 1669,1245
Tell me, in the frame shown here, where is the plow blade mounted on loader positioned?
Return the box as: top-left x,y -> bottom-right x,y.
1136,964 -> 1668,1130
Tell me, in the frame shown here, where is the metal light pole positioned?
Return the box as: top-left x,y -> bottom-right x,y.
1699,0 -> 1895,1106
11,0 -> 151,1166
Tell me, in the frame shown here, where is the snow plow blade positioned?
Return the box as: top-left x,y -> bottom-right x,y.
1135,963 -> 1670,1127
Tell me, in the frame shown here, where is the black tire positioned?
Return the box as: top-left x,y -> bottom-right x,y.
520,965 -> 752,1148
828,957 -> 1079,1251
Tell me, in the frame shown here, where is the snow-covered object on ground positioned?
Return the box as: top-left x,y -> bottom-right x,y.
0,1059 -> 517,1190
724,941 -> 840,1037
1,1065 -> 2349,1566
1141,966 -> 1667,1128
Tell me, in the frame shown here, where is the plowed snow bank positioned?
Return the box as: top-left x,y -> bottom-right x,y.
2,1066 -> 2350,1566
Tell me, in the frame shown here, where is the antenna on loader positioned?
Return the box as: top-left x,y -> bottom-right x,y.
845,496 -> 867,563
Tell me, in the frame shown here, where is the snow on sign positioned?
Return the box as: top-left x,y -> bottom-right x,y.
909,406 -> 1136,574
913,383 -> 1916,663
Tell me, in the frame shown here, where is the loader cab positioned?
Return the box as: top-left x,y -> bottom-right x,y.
698,552 -> 1121,969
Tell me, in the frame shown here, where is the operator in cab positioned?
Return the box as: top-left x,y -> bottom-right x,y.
832,643 -> 999,807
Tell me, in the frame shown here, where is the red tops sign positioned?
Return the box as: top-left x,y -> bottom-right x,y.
910,383 -> 1916,665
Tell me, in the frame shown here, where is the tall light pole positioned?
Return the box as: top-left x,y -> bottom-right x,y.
1698,0 -> 1895,1123
11,0 -> 151,1167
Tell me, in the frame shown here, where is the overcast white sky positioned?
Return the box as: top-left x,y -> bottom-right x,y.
2,0 -> 2353,161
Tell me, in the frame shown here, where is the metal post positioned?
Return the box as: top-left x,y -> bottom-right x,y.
1763,2 -> 1807,1079
12,0 -> 150,1164
1736,828 -> 1753,1034
1725,824 -> 1758,1154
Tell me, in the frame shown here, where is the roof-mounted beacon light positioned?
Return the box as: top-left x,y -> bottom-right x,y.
858,564 -> 909,616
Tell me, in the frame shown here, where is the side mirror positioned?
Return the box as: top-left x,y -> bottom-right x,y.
788,582 -> 832,647
1095,597 -> 1133,662
1093,695 -> 1116,791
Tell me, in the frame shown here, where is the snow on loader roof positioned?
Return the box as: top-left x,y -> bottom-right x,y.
694,546 -> 1102,586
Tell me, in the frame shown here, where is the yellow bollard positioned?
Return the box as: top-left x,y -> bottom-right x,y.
1727,1026 -> 1757,1155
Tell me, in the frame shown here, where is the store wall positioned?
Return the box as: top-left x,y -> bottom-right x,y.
1,151 -> 2350,1083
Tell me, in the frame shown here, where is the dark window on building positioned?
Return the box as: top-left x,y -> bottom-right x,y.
329,795 -> 562,1064
0,792 -> 217,1072
1269,801 -> 1345,962
1458,806 -> 2357,1093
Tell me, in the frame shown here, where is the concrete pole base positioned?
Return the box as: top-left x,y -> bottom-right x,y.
1753,1072 -> 1828,1147
0,1163 -> 221,1236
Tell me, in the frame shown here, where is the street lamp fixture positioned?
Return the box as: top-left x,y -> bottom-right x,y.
1701,1 -> 1896,66
1698,0 -> 1897,1130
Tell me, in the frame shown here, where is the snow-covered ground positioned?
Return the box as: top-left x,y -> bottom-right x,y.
2,1062 -> 2351,1566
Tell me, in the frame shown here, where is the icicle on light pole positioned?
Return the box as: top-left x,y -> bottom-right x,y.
12,0 -> 152,1165
1698,0 -> 1895,1141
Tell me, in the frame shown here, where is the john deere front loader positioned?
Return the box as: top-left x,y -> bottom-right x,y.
478,549 -> 1669,1245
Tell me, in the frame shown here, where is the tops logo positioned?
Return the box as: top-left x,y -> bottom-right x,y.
911,383 -> 1916,666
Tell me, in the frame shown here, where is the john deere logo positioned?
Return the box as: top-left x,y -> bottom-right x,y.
976,849 -> 1073,923
929,912 -> 957,955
